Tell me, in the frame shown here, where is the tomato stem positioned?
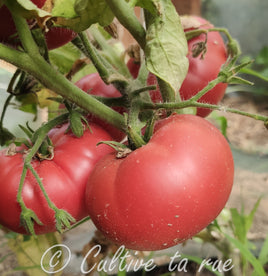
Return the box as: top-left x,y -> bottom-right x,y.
6,1 -> 40,56
0,23 -> 126,132
74,33 -> 129,94
185,27 -> 241,57
27,163 -> 76,233
15,112 -> 74,234
127,99 -> 146,149
105,0 -> 146,50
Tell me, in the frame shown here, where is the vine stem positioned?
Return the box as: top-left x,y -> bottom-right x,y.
75,33 -> 128,94
16,113 -> 74,234
105,0 -> 146,50
0,94 -> 13,129
141,96 -> 268,123
0,9 -> 126,132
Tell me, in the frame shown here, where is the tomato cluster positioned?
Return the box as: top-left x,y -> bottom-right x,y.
0,0 -> 76,50
128,16 -> 228,117
0,9 -> 234,252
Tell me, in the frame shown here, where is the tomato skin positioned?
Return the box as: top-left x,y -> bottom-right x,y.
126,58 -> 140,79
44,27 -> 77,50
0,123 -> 114,235
86,114 -> 234,251
74,73 -> 125,141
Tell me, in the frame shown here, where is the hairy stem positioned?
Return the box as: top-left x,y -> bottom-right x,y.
105,0 -> 146,49
0,35 -> 126,132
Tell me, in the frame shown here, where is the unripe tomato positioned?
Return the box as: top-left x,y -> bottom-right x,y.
86,114 -> 234,251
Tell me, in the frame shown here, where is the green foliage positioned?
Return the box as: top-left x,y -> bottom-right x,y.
144,0 -> 189,97
4,0 -> 49,19
49,43 -> 81,74
240,47 -> 268,83
54,0 -> 114,32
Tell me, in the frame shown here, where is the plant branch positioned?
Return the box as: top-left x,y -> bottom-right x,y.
16,112 -> 75,234
105,0 -> 146,50
142,100 -> 268,123
75,33 -> 128,93
0,43 -> 126,133
5,2 -> 40,56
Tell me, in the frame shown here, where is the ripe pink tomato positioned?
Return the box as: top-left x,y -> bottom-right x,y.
86,114 -> 234,250
127,16 -> 228,117
0,123 -> 113,235
179,16 -> 228,117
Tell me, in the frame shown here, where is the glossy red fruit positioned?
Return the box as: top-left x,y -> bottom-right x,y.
44,27 -> 77,50
0,123 -> 113,235
74,73 -> 125,141
86,114 -> 234,250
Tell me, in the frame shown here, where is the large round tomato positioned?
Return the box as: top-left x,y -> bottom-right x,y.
74,73 -> 125,141
0,2 -> 76,50
0,123 -> 113,235
127,16 -> 228,117
86,114 -> 234,251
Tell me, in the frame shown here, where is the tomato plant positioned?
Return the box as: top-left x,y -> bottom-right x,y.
0,1 -> 264,266
0,0 -> 76,50
179,16 -> 228,117
128,16 -> 228,117
0,123 -> 113,235
74,73 -> 126,141
86,114 -> 234,251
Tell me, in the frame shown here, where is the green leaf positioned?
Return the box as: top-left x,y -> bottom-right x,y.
134,0 -> 158,15
145,0 -> 189,98
8,233 -> 63,276
230,198 -> 262,244
49,43 -> 81,74
240,67 -> 268,82
54,0 -> 114,33
211,115 -> 228,137
245,198 -> 262,233
257,233 -> 268,266
52,0 -> 77,18
224,234 -> 266,276
256,46 -> 268,66
4,0 -> 49,19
